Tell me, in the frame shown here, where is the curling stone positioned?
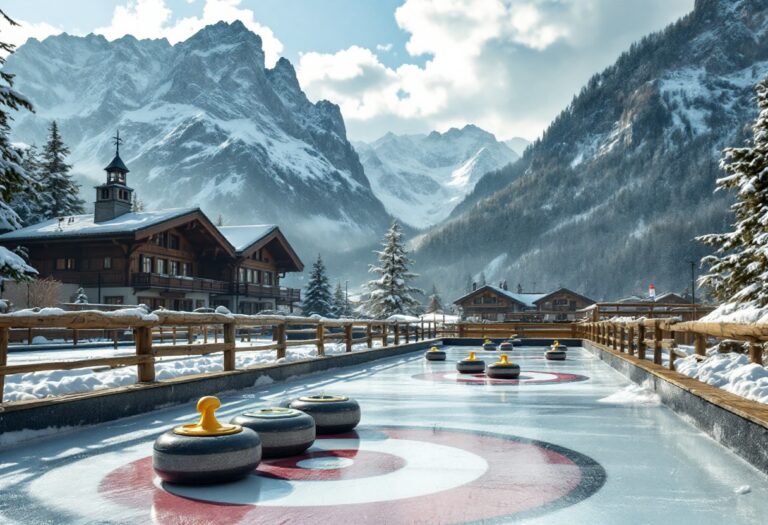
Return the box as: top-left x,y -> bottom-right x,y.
550,340 -> 568,351
231,407 -> 316,458
486,354 -> 521,379
482,339 -> 497,351
289,395 -> 361,434
456,351 -> 486,374
498,341 -> 514,351
153,396 -> 262,485
546,349 -> 567,361
425,345 -> 446,361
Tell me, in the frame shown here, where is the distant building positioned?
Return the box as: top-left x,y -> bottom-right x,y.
614,292 -> 690,305
0,139 -> 303,312
453,285 -> 595,321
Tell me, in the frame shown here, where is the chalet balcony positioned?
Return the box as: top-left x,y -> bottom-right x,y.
131,272 -> 229,293
229,282 -> 301,303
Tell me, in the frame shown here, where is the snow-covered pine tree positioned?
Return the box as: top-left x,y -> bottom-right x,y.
0,10 -> 37,281
332,281 -> 350,318
365,222 -> 421,318
38,121 -> 84,219
479,272 -> 487,286
301,254 -> 333,317
132,194 -> 145,212
426,284 -> 443,313
698,78 -> 768,308
10,145 -> 45,225
74,287 -> 88,304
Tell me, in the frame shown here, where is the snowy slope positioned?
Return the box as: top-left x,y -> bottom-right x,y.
412,0 -> 768,301
353,125 -> 518,228
5,22 -> 392,255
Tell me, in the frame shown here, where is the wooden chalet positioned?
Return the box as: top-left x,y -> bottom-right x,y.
454,285 -> 595,321
0,143 -> 303,312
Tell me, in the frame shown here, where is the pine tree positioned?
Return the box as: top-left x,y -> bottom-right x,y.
479,272 -> 487,286
698,78 -> 768,308
38,121 -> 84,219
0,10 -> 37,281
216,213 -> 224,226
365,222 -> 421,317
10,145 -> 44,225
426,284 -> 443,313
301,254 -> 333,317
74,287 -> 88,304
332,281 -> 349,318
132,194 -> 145,212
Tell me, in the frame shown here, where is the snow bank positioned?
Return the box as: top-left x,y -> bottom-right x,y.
700,302 -> 768,324
675,352 -> 768,403
597,383 -> 661,406
7,305 -> 159,321
2,341 -> 377,402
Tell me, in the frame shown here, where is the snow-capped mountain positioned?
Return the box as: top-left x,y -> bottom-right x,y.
5,21 -> 392,256
412,0 -> 768,301
503,137 -> 530,157
353,125 -> 518,228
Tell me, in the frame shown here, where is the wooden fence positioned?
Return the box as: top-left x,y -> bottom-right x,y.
0,312 -> 439,404
437,322 -> 576,340
577,319 -> 767,372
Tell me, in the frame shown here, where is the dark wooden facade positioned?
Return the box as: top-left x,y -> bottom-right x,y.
454,285 -> 595,321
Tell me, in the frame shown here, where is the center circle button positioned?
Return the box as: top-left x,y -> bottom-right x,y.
296,457 -> 355,470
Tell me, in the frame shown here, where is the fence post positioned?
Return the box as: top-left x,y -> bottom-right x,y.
627,326 -> 635,356
619,326 -> 626,353
394,322 -> 400,346
668,342 -> 677,371
317,322 -> 325,356
223,321 -> 236,371
694,334 -> 706,357
653,322 -> 663,365
366,323 -> 373,348
73,329 -> 78,347
345,323 -> 353,353
748,339 -> 763,365
135,326 -> 155,383
458,323 -> 465,338
0,327 -> 8,404
382,323 -> 388,347
405,323 -> 410,344
611,324 -> 618,351
637,324 -> 646,360
276,323 -> 286,360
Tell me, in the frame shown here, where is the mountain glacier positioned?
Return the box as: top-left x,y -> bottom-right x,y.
353,125 -> 519,228
5,21 -> 392,256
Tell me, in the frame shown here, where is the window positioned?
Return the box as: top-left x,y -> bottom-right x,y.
156,258 -> 167,275
58,258 -> 76,270
181,262 -> 191,276
170,260 -> 179,276
100,188 -> 110,200
104,296 -> 124,305
103,257 -> 112,270
264,271 -> 273,286
238,267 -> 247,283
141,256 -> 153,273
169,234 -> 180,250
255,270 -> 261,284
195,299 -> 205,309
248,269 -> 256,283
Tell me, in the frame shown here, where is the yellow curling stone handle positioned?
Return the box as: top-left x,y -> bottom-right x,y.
174,396 -> 242,436
497,354 -> 511,365
430,346 -> 440,352
466,351 -> 477,361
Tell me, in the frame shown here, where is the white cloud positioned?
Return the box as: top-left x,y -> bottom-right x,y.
0,18 -> 63,55
376,43 -> 393,52
95,0 -> 283,66
297,0 -> 694,142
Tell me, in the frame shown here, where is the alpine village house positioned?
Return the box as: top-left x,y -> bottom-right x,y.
454,284 -> 595,321
0,141 -> 304,313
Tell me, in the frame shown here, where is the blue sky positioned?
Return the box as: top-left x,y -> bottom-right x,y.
2,0 -> 695,141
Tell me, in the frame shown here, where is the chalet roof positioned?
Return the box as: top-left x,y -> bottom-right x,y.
217,225 -> 277,252
532,287 -> 595,306
0,208 -> 198,241
453,285 -> 545,308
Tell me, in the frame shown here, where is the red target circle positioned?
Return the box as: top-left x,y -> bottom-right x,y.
413,370 -> 589,385
99,426 -> 605,524
259,449 -> 406,481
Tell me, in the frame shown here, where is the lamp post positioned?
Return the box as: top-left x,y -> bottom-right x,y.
345,280 -> 349,317
689,260 -> 696,306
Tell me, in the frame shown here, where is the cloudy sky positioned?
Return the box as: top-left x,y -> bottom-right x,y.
2,0 -> 694,142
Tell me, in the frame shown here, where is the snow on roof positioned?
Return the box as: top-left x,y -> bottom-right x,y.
492,287 -> 546,307
0,208 -> 198,240
217,224 -> 277,252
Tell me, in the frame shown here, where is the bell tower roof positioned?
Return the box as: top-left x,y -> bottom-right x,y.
103,130 -> 129,174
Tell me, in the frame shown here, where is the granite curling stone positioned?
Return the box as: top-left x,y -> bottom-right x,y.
498,341 -> 514,352
231,407 -> 316,458
425,345 -> 446,361
153,396 -> 262,485
486,354 -> 521,379
482,339 -> 497,351
545,349 -> 567,361
289,395 -> 361,434
550,340 -> 568,352
456,351 -> 486,374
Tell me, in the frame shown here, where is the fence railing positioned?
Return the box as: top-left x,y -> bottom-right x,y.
576,319 -> 766,372
0,312 -> 440,405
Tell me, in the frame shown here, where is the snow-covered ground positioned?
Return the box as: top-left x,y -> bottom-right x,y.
3,340 -> 381,403
675,350 -> 768,404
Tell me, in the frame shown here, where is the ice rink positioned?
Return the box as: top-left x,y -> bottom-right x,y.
0,345 -> 766,524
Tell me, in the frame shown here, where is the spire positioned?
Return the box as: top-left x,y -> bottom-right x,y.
113,129 -> 122,156
104,129 -> 129,174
